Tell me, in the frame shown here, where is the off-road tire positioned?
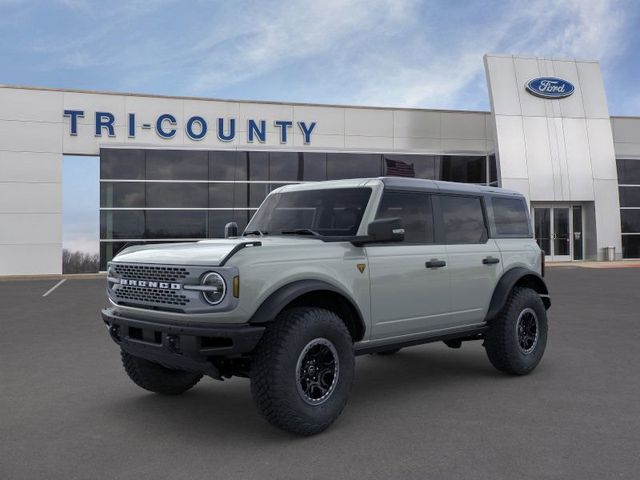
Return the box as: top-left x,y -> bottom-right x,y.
121,350 -> 202,395
484,287 -> 548,375
376,347 -> 402,356
250,307 -> 355,436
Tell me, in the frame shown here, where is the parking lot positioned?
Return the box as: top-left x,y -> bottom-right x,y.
1,267 -> 639,479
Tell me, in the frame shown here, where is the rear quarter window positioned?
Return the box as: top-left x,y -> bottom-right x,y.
490,197 -> 531,237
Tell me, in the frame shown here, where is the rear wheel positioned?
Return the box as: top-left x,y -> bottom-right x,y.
121,350 -> 202,395
250,307 -> 355,435
484,287 -> 548,375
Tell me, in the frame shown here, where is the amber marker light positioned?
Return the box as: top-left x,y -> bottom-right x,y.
233,276 -> 240,298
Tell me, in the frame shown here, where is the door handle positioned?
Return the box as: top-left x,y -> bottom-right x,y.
426,259 -> 446,268
482,256 -> 500,265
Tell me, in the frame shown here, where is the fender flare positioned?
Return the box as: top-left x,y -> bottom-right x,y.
248,279 -> 366,340
485,267 -> 550,322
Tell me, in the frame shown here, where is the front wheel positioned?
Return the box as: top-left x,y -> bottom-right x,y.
250,307 -> 355,435
484,287 -> 548,375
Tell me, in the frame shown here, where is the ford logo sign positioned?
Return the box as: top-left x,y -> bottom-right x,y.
526,77 -> 575,99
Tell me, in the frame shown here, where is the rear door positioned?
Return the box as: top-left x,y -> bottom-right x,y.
437,194 -> 502,326
366,190 -> 452,340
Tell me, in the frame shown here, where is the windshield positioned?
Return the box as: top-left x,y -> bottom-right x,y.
245,187 -> 372,237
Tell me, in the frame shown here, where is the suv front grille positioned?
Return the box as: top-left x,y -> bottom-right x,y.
113,264 -> 190,282
115,285 -> 190,307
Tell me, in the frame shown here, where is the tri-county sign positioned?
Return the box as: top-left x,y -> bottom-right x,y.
525,77 -> 575,99
63,110 -> 317,144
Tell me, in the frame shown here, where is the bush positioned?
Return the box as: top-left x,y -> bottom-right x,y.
62,249 -> 100,274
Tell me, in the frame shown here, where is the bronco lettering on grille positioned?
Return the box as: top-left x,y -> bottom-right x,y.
119,279 -> 182,290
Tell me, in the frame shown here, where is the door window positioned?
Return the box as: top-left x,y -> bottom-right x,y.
440,195 -> 487,244
375,191 -> 434,244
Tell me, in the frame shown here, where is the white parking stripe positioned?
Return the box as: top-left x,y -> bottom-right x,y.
42,279 -> 67,297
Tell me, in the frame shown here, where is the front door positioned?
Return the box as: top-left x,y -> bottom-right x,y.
533,206 -> 582,261
366,191 -> 452,340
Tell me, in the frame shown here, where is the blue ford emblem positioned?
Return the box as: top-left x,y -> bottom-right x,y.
526,77 -> 575,99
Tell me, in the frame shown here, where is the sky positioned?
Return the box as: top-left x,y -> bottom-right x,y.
2,0 -> 640,253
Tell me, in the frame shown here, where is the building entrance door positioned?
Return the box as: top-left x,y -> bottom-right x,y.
533,206 -> 583,261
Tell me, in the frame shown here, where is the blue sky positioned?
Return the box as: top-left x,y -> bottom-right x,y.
2,0 -> 640,253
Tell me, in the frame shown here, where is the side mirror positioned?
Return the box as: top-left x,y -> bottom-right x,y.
224,222 -> 239,238
365,217 -> 405,244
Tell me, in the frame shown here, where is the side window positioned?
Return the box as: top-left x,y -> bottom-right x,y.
375,191 -> 434,244
440,195 -> 487,244
491,197 -> 531,237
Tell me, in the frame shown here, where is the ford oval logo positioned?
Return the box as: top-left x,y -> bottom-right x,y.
526,77 -> 575,99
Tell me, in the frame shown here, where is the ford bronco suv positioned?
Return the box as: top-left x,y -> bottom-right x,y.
102,177 -> 550,435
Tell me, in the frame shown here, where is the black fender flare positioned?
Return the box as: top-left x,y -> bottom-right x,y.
485,267 -> 551,322
248,279 -> 367,341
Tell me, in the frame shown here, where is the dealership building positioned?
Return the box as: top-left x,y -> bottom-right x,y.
1,53 -> 640,275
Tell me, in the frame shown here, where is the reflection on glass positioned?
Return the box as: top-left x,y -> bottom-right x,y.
621,210 -> 640,233
327,153 -> 381,179
572,206 -> 583,260
145,211 -> 207,238
249,152 -> 269,181
553,208 -> 570,256
534,208 -> 551,255
100,210 -> 145,239
302,153 -> 327,181
440,195 -> 487,244
146,150 -> 207,180
100,182 -> 145,208
270,152 -> 299,181
100,149 -> 145,179
622,235 -> 640,259
146,183 -> 208,208
376,192 -> 434,243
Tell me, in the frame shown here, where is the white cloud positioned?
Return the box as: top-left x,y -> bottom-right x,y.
26,0 -> 631,110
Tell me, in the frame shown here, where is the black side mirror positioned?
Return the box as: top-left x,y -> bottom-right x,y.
366,217 -> 405,243
224,222 -> 239,238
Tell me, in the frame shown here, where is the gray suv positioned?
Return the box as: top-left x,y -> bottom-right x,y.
102,177 -> 550,435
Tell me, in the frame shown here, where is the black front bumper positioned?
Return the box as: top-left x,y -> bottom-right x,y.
101,308 -> 265,378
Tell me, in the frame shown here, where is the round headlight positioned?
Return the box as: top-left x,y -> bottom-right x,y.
201,272 -> 226,305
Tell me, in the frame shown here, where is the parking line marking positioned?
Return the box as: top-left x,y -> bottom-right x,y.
42,279 -> 66,297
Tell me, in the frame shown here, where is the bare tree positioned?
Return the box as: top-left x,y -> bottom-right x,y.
62,249 -> 99,274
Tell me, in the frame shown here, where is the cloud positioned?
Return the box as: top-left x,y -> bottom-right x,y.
14,0 -> 633,111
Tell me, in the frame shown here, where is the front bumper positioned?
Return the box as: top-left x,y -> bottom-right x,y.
101,308 -> 265,378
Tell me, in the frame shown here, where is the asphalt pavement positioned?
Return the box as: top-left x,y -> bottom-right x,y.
1,267 -> 639,479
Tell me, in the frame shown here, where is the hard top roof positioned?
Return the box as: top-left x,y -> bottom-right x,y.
277,177 -> 523,197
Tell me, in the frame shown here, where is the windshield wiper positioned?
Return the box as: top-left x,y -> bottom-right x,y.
243,230 -> 267,236
280,228 -> 321,237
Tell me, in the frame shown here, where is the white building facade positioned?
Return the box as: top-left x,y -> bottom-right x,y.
1,54 -> 639,275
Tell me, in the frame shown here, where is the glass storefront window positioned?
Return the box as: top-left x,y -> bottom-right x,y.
209,150 -> 243,181
617,159 -> 640,185
146,183 -> 208,208
249,151 -> 269,181
99,149 -> 502,267
100,210 -> 145,239
441,156 -> 486,184
100,182 -> 145,208
327,153 -> 381,179
145,211 -> 207,238
622,235 -> 640,259
621,210 -> 640,233
302,153 -> 327,181
100,149 -> 145,179
619,186 -> 640,207
269,152 -> 299,181
146,150 -> 208,180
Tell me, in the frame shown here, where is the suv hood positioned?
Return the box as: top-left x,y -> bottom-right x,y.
111,237 -> 323,266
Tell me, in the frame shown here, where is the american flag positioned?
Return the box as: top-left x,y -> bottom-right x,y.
385,158 -> 415,177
